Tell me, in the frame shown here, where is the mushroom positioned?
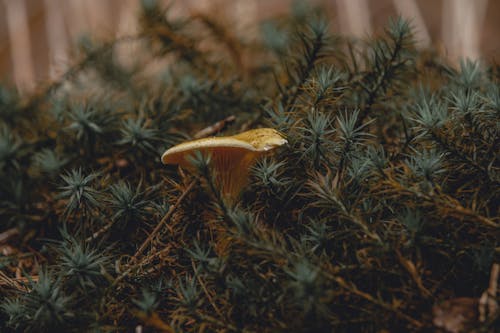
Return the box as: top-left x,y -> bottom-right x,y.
161,128 -> 287,202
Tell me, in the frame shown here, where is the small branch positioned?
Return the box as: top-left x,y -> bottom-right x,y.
392,0 -> 431,48
193,115 -> 236,139
332,276 -> 424,328
194,312 -> 238,331
0,228 -> 19,244
191,260 -> 224,319
113,245 -> 174,287
283,31 -> 324,112
395,249 -> 433,299
357,26 -> 410,127
384,176 -> 499,228
85,220 -> 116,243
131,179 -> 197,262
430,130 -> 498,185
133,312 -> 175,333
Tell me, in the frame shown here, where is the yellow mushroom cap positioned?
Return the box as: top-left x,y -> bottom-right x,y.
161,128 -> 287,201
161,128 -> 287,165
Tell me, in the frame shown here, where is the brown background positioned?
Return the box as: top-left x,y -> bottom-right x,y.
1,0 -> 499,93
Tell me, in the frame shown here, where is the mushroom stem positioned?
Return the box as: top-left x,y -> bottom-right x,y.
212,151 -> 256,202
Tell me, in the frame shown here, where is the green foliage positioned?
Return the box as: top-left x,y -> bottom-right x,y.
58,168 -> 102,218
297,109 -> 336,167
261,21 -> 289,56
55,230 -> 110,290
117,117 -> 161,154
108,181 -> 149,226
175,276 -> 201,313
0,124 -> 21,171
284,258 -> 323,314
302,218 -> 333,254
251,158 -> 292,194
32,148 -> 69,177
398,208 -> 425,243
2,269 -> 74,332
406,148 -> 446,182
66,102 -> 119,153
133,288 -> 159,315
411,92 -> 449,133
1,3 -> 499,332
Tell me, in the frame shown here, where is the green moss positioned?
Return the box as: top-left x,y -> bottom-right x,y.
0,2 -> 498,332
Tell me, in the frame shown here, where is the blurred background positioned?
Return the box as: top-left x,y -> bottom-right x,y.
0,0 -> 498,94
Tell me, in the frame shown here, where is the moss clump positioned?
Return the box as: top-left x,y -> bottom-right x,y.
0,1 -> 498,332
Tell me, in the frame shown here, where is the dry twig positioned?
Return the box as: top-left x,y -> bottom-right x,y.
193,115 -> 236,139
131,179 -> 197,262
479,263 -> 499,322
